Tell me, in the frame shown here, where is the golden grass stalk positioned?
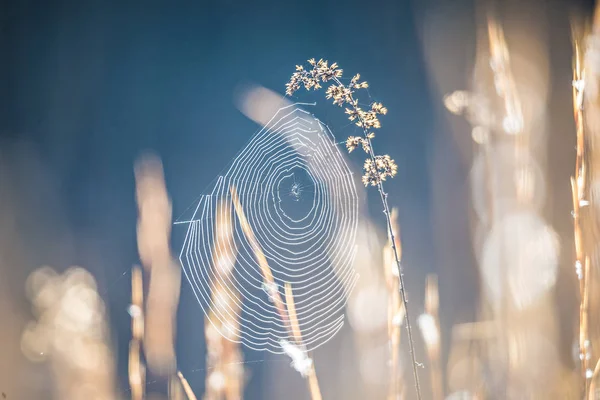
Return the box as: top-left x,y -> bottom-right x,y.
178,371 -> 199,400
135,153 -> 181,377
230,185 -> 290,331
133,153 -> 198,400
230,185 -> 322,399
203,197 -> 244,400
128,264 -> 200,400
588,356 -> 600,400
572,36 -> 592,395
583,256 -> 592,389
129,265 -> 146,400
284,283 -> 322,400
421,275 -> 442,400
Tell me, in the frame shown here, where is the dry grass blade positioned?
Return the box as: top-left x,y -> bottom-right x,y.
133,153 -> 200,400
588,356 -> 600,400
571,36 -> 592,395
178,371 -> 199,400
129,265 -> 146,400
229,185 -> 290,330
284,282 -> 323,400
230,184 -> 321,398
582,256 -> 591,392
204,196 -> 244,400
229,186 -> 273,283
284,283 -> 304,344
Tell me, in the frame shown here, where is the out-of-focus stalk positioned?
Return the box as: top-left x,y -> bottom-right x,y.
135,153 -> 182,377
418,275 -> 442,400
178,371 -> 199,400
129,266 -> 146,400
22,267 -> 117,400
583,3 -> 600,398
203,196 -> 244,400
384,208 -> 405,400
572,36 -> 592,395
135,153 -> 201,399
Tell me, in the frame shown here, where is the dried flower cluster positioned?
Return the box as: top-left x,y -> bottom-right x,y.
287,59 -> 422,399
287,59 -> 396,187
363,155 -> 398,186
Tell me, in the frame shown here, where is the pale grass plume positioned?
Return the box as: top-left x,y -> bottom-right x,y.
178,372 -> 199,400
442,15 -> 562,398
286,59 -> 396,187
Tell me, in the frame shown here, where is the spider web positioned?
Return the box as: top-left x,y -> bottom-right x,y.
176,103 -> 359,353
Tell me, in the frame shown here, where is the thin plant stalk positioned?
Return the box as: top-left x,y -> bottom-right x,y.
331,76 -> 423,399
129,265 -> 146,400
385,209 -> 405,400
133,154 -> 199,399
287,60 -> 421,398
572,38 -> 591,395
178,371 -> 199,400
582,256 -> 591,393
588,356 -> 600,400
203,196 -> 244,400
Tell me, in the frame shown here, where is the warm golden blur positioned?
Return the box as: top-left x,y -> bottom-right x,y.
135,153 -> 182,377
22,266 -> 117,400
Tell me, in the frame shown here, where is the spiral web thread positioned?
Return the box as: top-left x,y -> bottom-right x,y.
177,103 -> 359,353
